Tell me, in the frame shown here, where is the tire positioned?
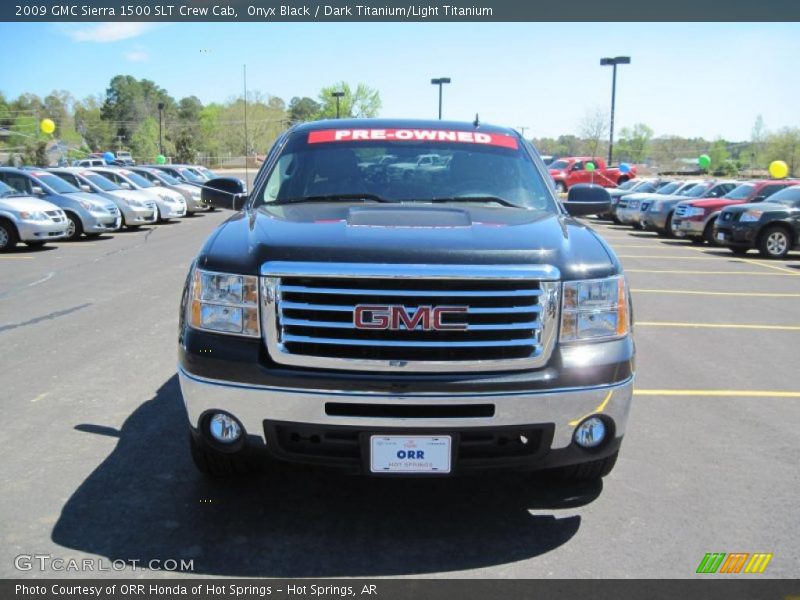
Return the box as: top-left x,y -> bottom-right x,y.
612,216 -> 622,225
25,241 -> 46,248
730,247 -> 749,256
690,237 -> 705,245
189,432 -> 251,477
550,451 -> 619,482
65,213 -> 83,241
662,212 -> 675,238
757,225 -> 792,259
85,233 -> 101,238
555,182 -> 567,194
0,219 -> 19,252
703,217 -> 719,246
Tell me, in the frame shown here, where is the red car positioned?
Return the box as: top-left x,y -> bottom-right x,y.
671,179 -> 797,244
549,156 -> 636,192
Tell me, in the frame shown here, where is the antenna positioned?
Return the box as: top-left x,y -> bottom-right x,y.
473,113 -> 480,127
243,64 -> 249,190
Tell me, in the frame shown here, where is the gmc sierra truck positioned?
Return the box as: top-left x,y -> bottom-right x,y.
179,119 -> 635,482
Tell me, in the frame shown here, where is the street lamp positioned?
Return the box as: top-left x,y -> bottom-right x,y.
157,102 -> 165,155
430,77 -> 451,120
331,91 -> 344,119
600,56 -> 630,164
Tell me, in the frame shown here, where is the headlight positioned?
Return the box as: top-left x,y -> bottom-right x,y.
649,201 -> 662,212
18,210 -> 48,221
123,198 -> 143,207
687,207 -> 705,217
740,210 -> 763,222
561,275 -> 630,342
188,268 -> 260,337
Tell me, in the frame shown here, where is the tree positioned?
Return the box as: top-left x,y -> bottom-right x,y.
750,115 -> 767,168
764,128 -> 800,177
316,82 -> 381,119
616,123 -> 653,164
74,95 -> 113,152
707,139 -> 731,174
172,96 -> 204,163
101,75 -> 175,147
130,117 -> 160,163
288,96 -> 321,123
577,108 -> 609,159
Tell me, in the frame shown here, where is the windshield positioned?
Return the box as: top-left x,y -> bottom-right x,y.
175,168 -> 203,183
765,186 -> 800,207
0,181 -> 22,197
257,128 -> 555,211
686,183 -> 713,198
32,172 -> 80,194
549,159 -> 569,170
723,183 -> 755,200
153,171 -> 181,185
121,171 -> 155,188
83,172 -> 120,191
197,167 -> 217,179
656,182 -> 681,195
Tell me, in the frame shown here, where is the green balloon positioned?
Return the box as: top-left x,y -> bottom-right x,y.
698,154 -> 711,169
156,154 -> 166,165
585,161 -> 596,172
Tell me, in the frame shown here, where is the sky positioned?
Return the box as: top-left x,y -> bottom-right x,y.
1,21 -> 798,141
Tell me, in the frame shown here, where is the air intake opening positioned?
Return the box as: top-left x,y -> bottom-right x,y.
325,403 -> 495,419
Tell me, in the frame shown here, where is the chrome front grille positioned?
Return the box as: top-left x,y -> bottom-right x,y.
45,210 -> 65,223
261,262 -> 560,373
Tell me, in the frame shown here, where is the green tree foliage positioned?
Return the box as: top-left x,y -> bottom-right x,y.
616,123 -> 654,163
130,117 -> 160,163
316,82 -> 381,119
288,96 -> 321,123
764,127 -> 800,176
74,95 -> 113,152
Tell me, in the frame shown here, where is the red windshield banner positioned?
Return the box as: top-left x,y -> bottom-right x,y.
307,128 -> 519,149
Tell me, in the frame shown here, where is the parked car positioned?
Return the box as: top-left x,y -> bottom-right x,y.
90,167 -> 186,221
602,179 -> 674,222
714,185 -> 800,258
615,180 -> 701,227
49,168 -> 158,229
641,180 -> 737,236
73,158 -> 107,168
128,166 -> 208,214
180,118 -> 633,482
148,164 -> 207,186
185,165 -> 219,181
0,180 -> 68,251
113,151 -> 136,166
671,180 -> 797,244
0,168 -> 121,240
549,156 -> 636,192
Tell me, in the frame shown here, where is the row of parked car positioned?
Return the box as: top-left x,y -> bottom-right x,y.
0,164 -> 223,251
603,177 -> 800,259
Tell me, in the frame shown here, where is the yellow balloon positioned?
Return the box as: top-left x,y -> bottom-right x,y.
769,160 -> 789,179
40,118 -> 55,135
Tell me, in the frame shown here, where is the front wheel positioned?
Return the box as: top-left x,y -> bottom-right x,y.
189,432 -> 252,477
0,219 -> 19,252
758,225 -> 791,259
549,451 -> 619,482
703,217 -> 720,246
65,213 -> 83,241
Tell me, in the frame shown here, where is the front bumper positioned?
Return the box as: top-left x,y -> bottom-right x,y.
641,210 -> 669,231
672,218 -> 705,237
179,367 -> 633,472
124,206 -> 157,224
714,222 -> 758,247
157,201 -> 187,218
16,220 -> 68,242
84,213 -> 121,233
616,207 -> 642,225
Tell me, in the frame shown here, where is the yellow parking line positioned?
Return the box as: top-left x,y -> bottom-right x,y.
635,389 -> 800,398
637,321 -> 800,331
626,269 -> 795,276
681,245 -> 799,276
631,288 -> 800,298
618,254 -> 726,260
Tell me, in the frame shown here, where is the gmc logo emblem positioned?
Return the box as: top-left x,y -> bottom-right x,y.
353,305 -> 468,331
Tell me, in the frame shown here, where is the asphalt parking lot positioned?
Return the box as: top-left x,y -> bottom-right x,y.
1,195 -> 798,578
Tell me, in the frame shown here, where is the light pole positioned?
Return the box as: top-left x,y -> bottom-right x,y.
331,91 -> 344,119
157,102 -> 165,155
430,77 -> 451,120
600,56 -> 630,164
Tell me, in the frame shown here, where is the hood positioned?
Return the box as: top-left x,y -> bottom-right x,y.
128,189 -> 161,203
723,201 -> 788,215
198,203 -> 620,281
153,187 -> 184,201
67,191 -> 115,209
0,195 -> 61,212
686,197 -> 741,209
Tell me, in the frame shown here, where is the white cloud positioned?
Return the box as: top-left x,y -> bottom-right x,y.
124,47 -> 150,62
63,22 -> 157,43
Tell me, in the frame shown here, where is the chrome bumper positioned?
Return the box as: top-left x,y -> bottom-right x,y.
178,367 -> 634,450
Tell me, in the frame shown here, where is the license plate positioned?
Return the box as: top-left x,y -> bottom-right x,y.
370,435 -> 451,474
716,232 -> 726,241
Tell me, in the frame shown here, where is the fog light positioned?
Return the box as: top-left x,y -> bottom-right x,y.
208,413 -> 242,444
574,416 -> 607,449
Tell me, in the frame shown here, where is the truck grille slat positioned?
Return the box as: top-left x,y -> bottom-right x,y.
261,262 -> 560,373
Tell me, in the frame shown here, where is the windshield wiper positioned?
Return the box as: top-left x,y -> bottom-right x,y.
274,193 -> 396,205
425,196 -> 523,208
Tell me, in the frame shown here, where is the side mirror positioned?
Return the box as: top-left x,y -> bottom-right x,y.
120,182 -> 131,190
201,177 -> 247,210
80,184 -> 92,193
31,186 -> 44,196
563,184 -> 612,217
153,180 -> 162,186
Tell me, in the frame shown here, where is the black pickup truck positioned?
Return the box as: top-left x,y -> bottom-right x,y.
179,119 -> 635,482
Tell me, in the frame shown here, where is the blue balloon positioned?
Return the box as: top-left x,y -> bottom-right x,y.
103,151 -> 115,163
619,162 -> 632,174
